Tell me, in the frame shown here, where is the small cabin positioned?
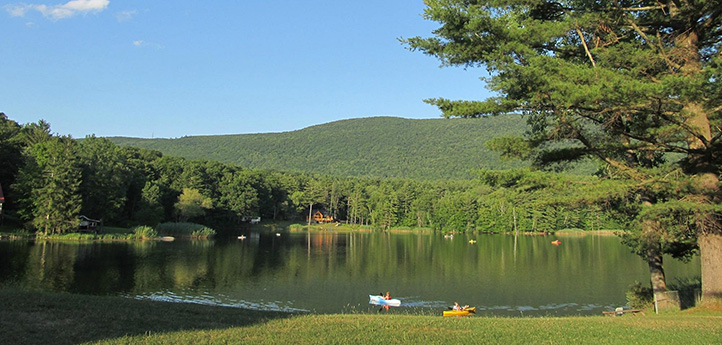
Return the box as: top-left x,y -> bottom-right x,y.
310,210 -> 334,224
78,215 -> 102,233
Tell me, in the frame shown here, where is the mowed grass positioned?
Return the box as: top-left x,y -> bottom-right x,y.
1,288 -> 720,345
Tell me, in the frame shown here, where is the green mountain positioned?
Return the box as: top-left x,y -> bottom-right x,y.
108,115 -> 532,179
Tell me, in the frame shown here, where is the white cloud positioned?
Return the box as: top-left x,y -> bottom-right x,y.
115,9 -> 136,22
5,4 -> 29,16
4,0 -> 109,20
133,40 -> 164,49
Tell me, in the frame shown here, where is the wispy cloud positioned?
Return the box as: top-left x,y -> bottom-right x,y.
133,40 -> 164,49
5,4 -> 28,16
4,0 -> 109,20
115,9 -> 136,22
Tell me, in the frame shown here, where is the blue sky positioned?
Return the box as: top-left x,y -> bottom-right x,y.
2,0 -> 491,138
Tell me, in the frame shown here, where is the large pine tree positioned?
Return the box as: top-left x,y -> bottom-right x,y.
24,138 -> 82,235
404,0 -> 721,303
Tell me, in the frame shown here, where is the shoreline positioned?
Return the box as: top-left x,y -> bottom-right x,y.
1,224 -> 625,241
287,223 -> 624,236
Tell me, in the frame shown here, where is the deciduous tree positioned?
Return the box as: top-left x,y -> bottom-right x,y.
174,188 -> 212,222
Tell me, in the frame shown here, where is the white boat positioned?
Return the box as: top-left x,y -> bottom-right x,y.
369,294 -> 401,307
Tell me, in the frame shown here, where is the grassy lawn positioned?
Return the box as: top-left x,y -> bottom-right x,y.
0,288 -> 292,345
1,288 -> 720,345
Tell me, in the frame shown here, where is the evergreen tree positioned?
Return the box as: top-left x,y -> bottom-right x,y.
16,137 -> 83,235
404,0 -> 721,302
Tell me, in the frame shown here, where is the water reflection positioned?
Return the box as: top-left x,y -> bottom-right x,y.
0,232 -> 700,316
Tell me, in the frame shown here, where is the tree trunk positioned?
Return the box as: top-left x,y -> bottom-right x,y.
513,207 -> 518,236
699,231 -> 722,304
307,203 -> 312,226
647,244 -> 667,293
641,218 -> 668,293
675,12 -> 720,305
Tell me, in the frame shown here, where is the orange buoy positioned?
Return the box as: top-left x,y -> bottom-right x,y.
551,240 -> 561,245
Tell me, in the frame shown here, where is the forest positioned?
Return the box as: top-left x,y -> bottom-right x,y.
108,115 -> 597,179
0,112 -> 619,235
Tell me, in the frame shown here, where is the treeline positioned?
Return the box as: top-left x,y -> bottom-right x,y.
0,113 -> 618,234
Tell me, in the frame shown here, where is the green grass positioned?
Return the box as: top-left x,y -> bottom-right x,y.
129,225 -> 158,240
289,223 -> 377,233
156,222 -> 216,239
103,226 -> 135,235
1,288 -> 720,345
0,288 -> 291,345
0,225 -> 141,241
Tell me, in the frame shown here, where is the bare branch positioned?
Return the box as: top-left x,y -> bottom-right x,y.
617,6 -> 667,12
576,28 -> 597,68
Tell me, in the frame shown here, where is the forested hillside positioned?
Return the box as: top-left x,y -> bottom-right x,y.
2,112 -> 616,235
109,116 -> 534,179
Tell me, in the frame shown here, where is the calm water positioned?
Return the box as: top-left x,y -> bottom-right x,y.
0,231 -> 699,316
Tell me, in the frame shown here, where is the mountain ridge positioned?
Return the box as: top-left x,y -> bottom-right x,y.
108,115 -> 531,179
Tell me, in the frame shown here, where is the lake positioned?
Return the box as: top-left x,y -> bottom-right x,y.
0,231 -> 699,316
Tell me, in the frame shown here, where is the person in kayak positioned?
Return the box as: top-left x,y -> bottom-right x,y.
384,291 -> 391,300
453,302 -> 469,311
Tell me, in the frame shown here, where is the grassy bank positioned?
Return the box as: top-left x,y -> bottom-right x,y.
289,223 -> 377,233
0,226 -> 136,241
0,223 -> 217,242
287,223 -> 622,236
1,289 -> 720,345
554,229 -> 624,236
289,223 -> 436,233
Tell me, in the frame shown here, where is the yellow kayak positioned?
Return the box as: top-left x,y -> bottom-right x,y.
443,307 -> 476,317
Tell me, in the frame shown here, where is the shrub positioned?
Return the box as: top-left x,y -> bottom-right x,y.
131,226 -> 158,240
156,222 -> 216,239
626,281 -> 654,310
191,227 -> 216,239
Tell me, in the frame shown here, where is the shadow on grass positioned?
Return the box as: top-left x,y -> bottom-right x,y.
0,288 -> 298,345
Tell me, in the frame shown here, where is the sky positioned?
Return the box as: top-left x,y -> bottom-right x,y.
2,0 -> 492,138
